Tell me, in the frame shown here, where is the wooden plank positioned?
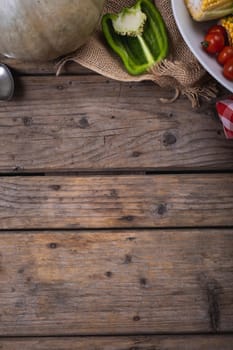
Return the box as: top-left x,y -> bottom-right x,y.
0,335 -> 233,350
0,174 -> 233,229
0,56 -> 92,75
0,75 -> 232,172
0,229 -> 232,335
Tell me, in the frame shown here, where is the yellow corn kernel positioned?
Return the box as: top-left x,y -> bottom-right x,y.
185,0 -> 233,21
202,0 -> 233,11
221,15 -> 233,46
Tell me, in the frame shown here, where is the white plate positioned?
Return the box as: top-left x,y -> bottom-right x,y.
171,0 -> 233,93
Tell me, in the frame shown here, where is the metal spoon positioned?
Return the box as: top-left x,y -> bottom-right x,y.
0,63 -> 14,101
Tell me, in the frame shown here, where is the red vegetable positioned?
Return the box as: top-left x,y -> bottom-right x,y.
217,46 -> 233,66
201,32 -> 225,54
223,57 -> 233,81
207,24 -> 227,41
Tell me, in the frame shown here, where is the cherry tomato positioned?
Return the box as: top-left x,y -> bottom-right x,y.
207,24 -> 227,41
217,46 -> 233,66
223,57 -> 233,81
202,32 -> 225,54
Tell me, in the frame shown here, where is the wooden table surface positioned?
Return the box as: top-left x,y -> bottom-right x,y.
0,56 -> 233,349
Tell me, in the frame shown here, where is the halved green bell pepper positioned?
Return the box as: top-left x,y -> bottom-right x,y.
101,0 -> 168,75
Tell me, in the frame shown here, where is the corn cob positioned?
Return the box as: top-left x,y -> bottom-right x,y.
220,15 -> 233,46
185,0 -> 233,21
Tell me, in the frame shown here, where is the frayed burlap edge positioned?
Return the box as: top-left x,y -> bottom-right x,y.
149,59 -> 219,107
57,55 -> 218,108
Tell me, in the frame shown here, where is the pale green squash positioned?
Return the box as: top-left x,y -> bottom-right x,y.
0,0 -> 105,61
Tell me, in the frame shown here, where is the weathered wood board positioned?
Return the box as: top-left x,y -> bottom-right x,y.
0,56 -> 91,75
0,230 -> 232,335
0,174 -> 232,229
0,335 -> 233,350
0,75 -> 232,172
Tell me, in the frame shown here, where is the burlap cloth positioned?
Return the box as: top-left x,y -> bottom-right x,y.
57,0 -> 218,107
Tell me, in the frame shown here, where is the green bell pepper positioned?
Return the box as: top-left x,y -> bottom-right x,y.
101,0 -> 168,75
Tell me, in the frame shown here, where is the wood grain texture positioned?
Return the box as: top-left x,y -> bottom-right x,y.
0,56 -> 91,75
0,230 -> 232,335
0,174 -> 233,229
0,75 -> 232,172
0,335 -> 233,350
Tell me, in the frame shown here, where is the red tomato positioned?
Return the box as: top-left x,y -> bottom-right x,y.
202,32 -> 225,54
217,46 -> 233,66
207,24 -> 227,41
223,57 -> 233,81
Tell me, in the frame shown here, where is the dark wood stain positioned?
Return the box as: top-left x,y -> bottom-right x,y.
120,216 -> 135,223
127,237 -> 137,241
49,185 -> 61,191
140,278 -> 147,287
105,271 -> 113,278
207,281 -> 221,332
23,116 -> 32,126
79,117 -> 90,129
163,132 -> 177,146
132,151 -> 142,158
110,189 -> 118,198
48,243 -> 58,249
124,254 -> 132,264
133,316 -> 141,322
157,204 -> 167,216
